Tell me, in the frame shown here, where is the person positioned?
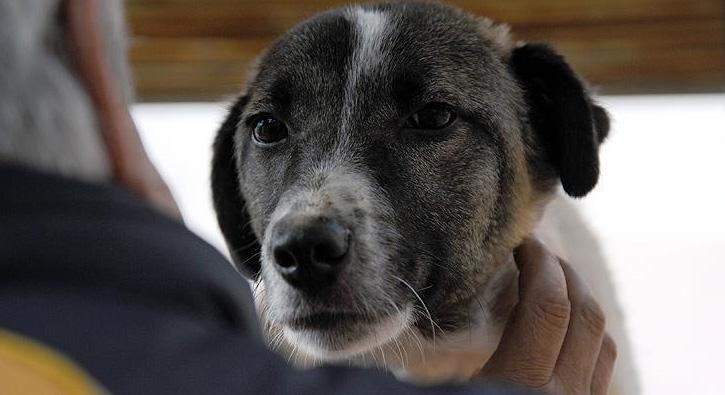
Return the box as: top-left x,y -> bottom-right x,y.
0,1 -> 616,394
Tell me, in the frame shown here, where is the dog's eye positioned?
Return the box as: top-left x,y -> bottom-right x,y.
405,103 -> 457,130
251,115 -> 288,145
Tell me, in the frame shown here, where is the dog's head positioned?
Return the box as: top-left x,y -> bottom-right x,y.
212,2 -> 608,362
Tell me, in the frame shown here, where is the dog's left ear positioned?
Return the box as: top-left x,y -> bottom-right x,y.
511,43 -> 610,198
211,95 -> 262,279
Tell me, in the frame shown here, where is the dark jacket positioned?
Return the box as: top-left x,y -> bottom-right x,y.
0,165 -> 536,395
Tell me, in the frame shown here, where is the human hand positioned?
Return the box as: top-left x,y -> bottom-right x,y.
480,238 -> 616,394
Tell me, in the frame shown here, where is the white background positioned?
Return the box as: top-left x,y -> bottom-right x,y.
133,94 -> 725,395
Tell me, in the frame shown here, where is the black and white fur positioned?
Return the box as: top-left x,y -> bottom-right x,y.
211,2 -> 637,393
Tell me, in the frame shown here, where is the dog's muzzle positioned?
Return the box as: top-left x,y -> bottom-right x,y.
270,213 -> 351,291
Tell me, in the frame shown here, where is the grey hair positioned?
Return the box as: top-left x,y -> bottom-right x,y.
0,0 -> 134,182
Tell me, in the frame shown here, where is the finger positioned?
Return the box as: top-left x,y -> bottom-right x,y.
591,334 -> 617,395
554,261 -> 607,393
483,238 -> 570,388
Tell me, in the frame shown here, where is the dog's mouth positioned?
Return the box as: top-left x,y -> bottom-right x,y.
278,306 -> 413,360
284,311 -> 370,331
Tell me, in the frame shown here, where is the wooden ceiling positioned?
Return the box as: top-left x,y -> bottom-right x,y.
126,0 -> 725,101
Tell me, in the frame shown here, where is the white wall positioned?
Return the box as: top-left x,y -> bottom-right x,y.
133,94 -> 725,395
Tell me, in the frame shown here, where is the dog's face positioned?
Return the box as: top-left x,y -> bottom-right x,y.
212,3 -> 608,363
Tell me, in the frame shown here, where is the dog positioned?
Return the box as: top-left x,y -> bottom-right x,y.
211,2 -> 637,393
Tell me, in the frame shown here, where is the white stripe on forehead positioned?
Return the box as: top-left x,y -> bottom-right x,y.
331,6 -> 389,163
349,7 -> 388,72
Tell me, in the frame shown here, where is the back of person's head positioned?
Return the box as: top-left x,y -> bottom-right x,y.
0,0 -> 133,182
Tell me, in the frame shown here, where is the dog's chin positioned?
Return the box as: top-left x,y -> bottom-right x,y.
281,306 -> 413,361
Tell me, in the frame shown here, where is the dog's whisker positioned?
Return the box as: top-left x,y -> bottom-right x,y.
393,336 -> 407,368
234,250 -> 262,269
286,342 -> 299,365
252,279 -> 263,294
378,344 -> 387,368
302,349 -> 310,367
269,334 -> 281,350
369,346 -> 380,367
417,284 -> 434,292
392,275 -> 439,351
238,236 -> 262,251
473,294 -> 491,323
270,331 -> 286,351
408,330 -> 426,364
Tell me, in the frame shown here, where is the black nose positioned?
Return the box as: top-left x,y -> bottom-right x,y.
270,215 -> 350,289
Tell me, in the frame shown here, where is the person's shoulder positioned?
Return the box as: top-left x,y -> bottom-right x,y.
0,164 -> 259,336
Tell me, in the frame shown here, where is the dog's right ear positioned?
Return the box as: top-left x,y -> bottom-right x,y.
510,43 -> 610,198
211,95 -> 261,279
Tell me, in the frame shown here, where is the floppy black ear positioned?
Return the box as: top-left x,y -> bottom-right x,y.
211,95 -> 261,279
511,43 -> 610,198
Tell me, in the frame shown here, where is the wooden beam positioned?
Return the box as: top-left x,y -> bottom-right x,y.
125,0 -> 725,101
